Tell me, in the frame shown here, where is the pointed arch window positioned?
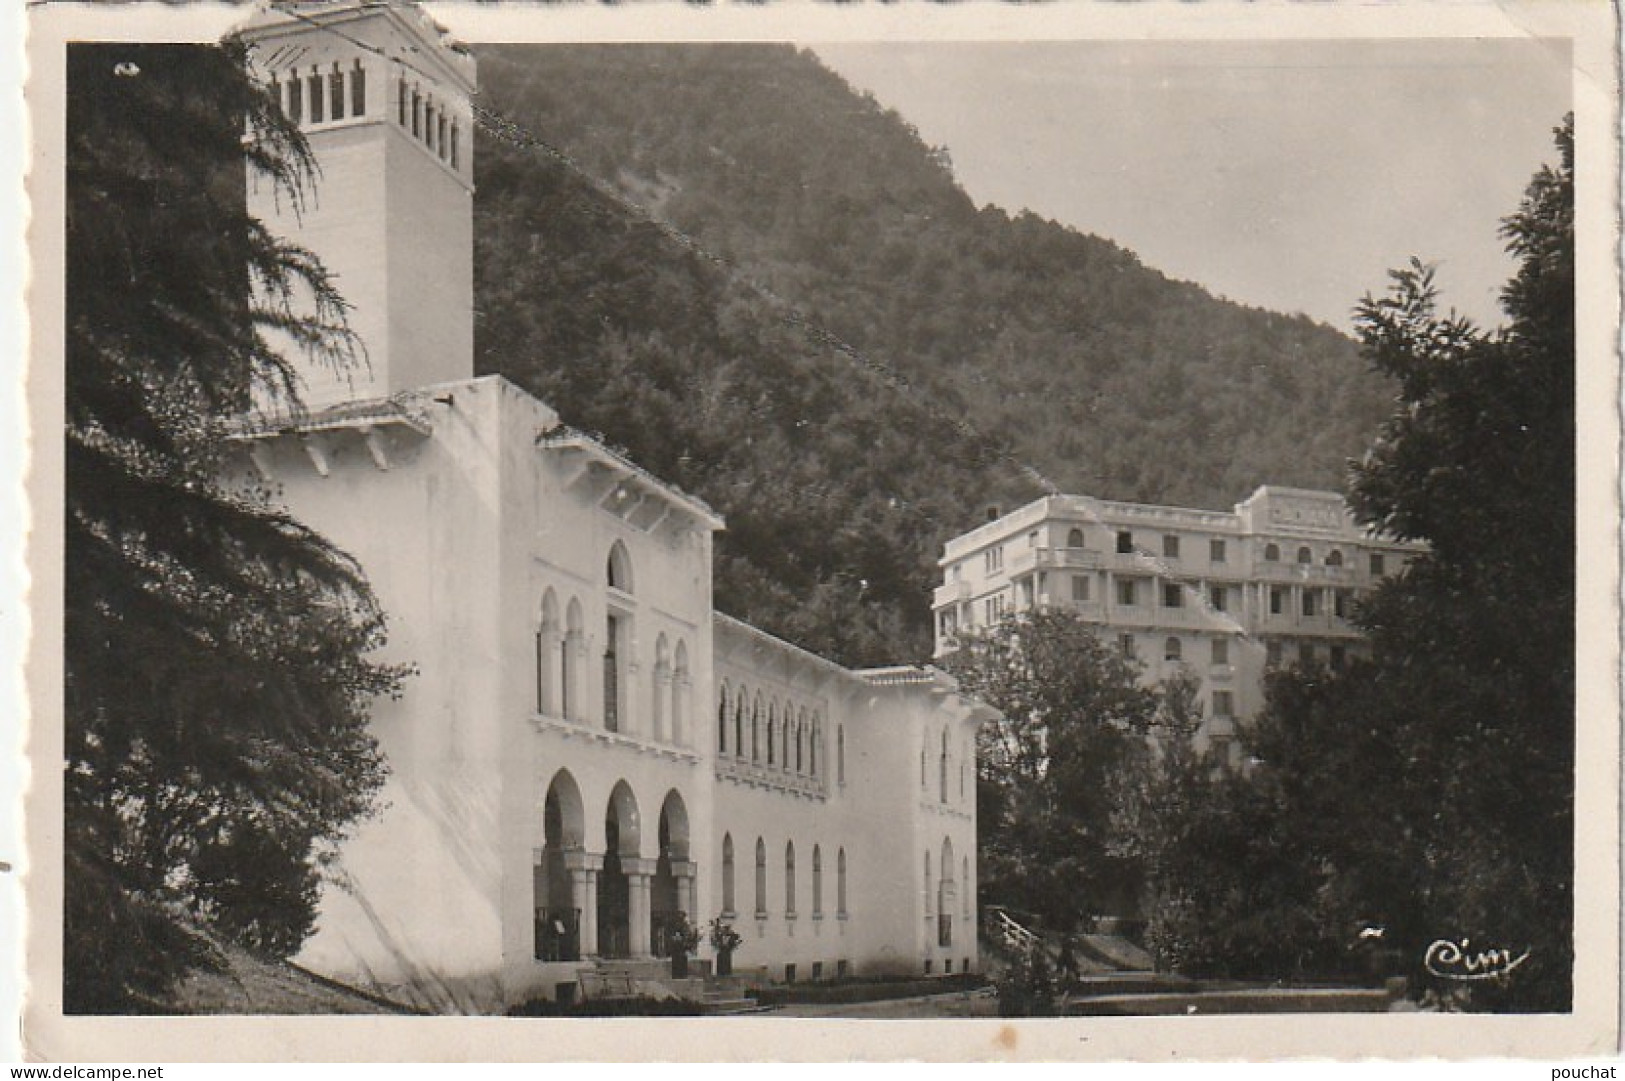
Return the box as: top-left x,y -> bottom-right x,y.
754,838 -> 767,917
837,726 -> 846,785
812,845 -> 823,917
722,833 -> 736,916
718,686 -> 730,754
939,729 -> 949,803
785,842 -> 797,916
837,847 -> 848,917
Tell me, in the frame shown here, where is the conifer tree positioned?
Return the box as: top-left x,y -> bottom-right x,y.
64,41 -> 400,1012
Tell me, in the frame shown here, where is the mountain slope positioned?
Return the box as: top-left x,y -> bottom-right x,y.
470,44 -> 1395,663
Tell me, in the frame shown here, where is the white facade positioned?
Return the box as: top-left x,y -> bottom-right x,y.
233,3 -> 991,1013
935,490 -> 1423,760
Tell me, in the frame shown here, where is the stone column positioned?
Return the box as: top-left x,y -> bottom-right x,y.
566,850 -> 602,959
672,859 -> 698,920
624,857 -> 658,958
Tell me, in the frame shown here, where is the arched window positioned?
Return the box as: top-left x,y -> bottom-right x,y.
795,721 -> 804,773
1297,545 -> 1312,565
754,838 -> 767,917
607,541 -> 633,593
785,842 -> 797,916
809,717 -> 819,777
812,845 -> 823,916
837,847 -> 848,917
1264,543 -> 1280,562
751,695 -> 762,761
924,850 -> 933,917
562,598 -> 584,722
722,833 -> 736,915
837,725 -> 846,784
718,685 -> 730,754
1164,636 -> 1182,661
735,694 -> 746,759
1326,549 -> 1344,567
939,729 -> 949,803
536,590 -> 560,715
1067,527 -> 1085,549
671,641 -> 690,747
766,703 -> 777,766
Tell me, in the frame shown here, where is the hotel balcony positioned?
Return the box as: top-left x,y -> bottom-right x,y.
1252,561 -> 1359,586
933,579 -> 971,609
1008,545 -> 1103,577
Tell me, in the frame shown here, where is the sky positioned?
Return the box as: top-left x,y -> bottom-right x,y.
811,38 -> 1571,332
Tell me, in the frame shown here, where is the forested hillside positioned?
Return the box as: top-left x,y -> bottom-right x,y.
470,44 -> 1395,665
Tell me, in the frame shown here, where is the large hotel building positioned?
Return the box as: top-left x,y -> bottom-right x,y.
933,487 -> 1423,761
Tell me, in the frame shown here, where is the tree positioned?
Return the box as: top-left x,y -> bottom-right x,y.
944,609 -> 1157,928
1242,117 -> 1575,1010
64,42 -> 401,1011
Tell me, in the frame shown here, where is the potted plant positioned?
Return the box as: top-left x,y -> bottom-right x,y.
708,917 -> 743,977
660,912 -> 700,978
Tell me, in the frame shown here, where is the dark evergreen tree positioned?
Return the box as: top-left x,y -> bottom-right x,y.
65,42 -> 400,1012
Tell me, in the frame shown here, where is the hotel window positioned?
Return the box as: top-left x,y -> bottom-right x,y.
1370,553 -> 1386,577
396,78 -> 406,126
1334,590 -> 1350,618
450,122 -> 460,170
1118,633 -> 1136,658
1213,690 -> 1234,718
837,726 -> 845,784
1067,527 -> 1085,549
1164,637 -> 1182,662
1297,546 -> 1313,565
984,547 -> 1003,573
1163,534 -> 1180,559
1117,578 -> 1138,606
1162,583 -> 1184,608
307,71 -> 324,123
288,76 -> 303,123
1269,587 -> 1285,615
754,838 -> 767,917
1302,590 -> 1318,617
1210,585 -> 1227,612
1116,530 -> 1134,554
1264,543 -> 1280,562
1326,549 -> 1344,567
602,613 -> 623,732
1210,538 -> 1227,563
1212,638 -> 1229,665
1071,575 -> 1089,602
1266,640 -> 1283,667
717,688 -> 729,753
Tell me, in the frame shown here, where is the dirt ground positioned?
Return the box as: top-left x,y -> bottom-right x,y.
767,989 -> 1002,1019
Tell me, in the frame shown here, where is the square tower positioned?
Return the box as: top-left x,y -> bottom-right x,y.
241,2 -> 476,409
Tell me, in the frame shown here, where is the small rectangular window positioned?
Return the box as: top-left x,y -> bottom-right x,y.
1370,553 -> 1386,577
307,73 -> 324,123
811,962 -> 823,981
923,960 -> 933,975
288,78 -> 303,123
1116,530 -> 1134,554
1117,578 -> 1137,606
1071,575 -> 1089,602
1162,583 -> 1183,608
1270,587 -> 1285,615
330,67 -> 345,120
397,79 -> 407,126
1302,590 -> 1317,617
1212,690 -> 1234,717
1163,534 -> 1180,558
1210,538 -> 1227,563
1212,638 -> 1229,665
1334,590 -> 1350,618
1210,585 -> 1227,612
1330,645 -> 1347,669
1118,633 -> 1136,658
785,964 -> 797,983
450,122 -> 460,169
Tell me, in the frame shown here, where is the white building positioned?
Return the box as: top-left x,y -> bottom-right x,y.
934,489 -> 1422,761
231,2 -> 992,1013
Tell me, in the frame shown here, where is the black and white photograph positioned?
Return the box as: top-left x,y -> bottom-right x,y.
12,0 -> 1620,1063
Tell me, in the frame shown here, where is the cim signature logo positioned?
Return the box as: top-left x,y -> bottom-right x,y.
1423,938 -> 1531,981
